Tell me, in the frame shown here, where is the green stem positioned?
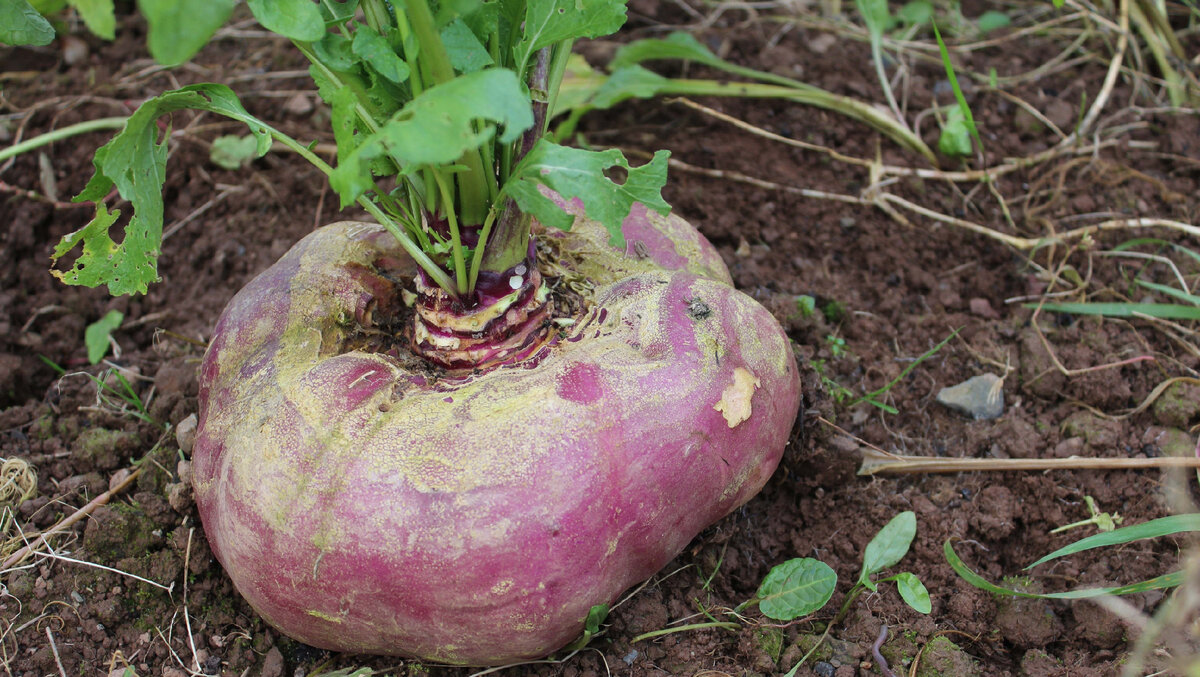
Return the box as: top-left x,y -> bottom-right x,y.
0,117 -> 128,163
406,0 -> 455,86
652,78 -> 936,165
467,204 -> 499,292
434,173 -> 468,294
543,40 -> 575,136
269,127 -> 456,293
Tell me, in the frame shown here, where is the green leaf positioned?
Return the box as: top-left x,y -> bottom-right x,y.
352,24 -> 410,84
0,0 -> 55,46
932,21 -> 982,154
318,0 -> 359,25
441,19 -> 495,73
512,0 -> 627,72
507,141 -> 670,247
756,558 -> 837,621
859,511 -> 916,588
85,309 -> 123,364
854,0 -> 893,41
893,572 -> 931,614
591,65 -> 669,109
976,10 -> 1011,34
69,0 -> 115,40
330,69 -> 532,205
56,84 -> 273,295
611,31 -> 725,71
138,0 -> 235,66
937,106 -> 973,157
895,1 -> 932,25
209,134 -> 261,170
313,32 -> 356,70
1030,301 -> 1200,321
945,539 -> 1185,599
584,603 -> 608,635
247,0 -> 326,41
1027,514 -> 1200,570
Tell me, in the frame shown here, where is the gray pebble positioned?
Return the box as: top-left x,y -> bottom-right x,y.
937,373 -> 1005,420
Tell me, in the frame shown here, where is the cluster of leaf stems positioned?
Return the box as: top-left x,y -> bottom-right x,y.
296,0 -> 570,298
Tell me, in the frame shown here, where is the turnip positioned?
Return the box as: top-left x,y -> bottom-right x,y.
45,0 -> 802,665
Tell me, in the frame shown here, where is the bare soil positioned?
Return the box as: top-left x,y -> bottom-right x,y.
3,3 -> 1200,676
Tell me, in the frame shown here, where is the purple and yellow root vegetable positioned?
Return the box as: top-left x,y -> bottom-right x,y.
193,202 -> 800,665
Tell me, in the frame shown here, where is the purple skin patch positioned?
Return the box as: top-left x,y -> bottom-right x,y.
192,210 -> 800,665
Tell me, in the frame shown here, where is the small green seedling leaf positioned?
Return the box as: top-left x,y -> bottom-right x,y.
1029,513 -> 1200,569
507,140 -> 670,247
209,134 -> 261,170
330,68 -> 533,205
976,10 -> 1012,34
795,295 -> 816,317
946,539 -> 1185,598
138,0 -> 236,66
893,572 -> 931,613
931,22 -> 982,155
895,1 -> 932,25
0,0 -> 55,46
584,603 -> 608,635
937,107 -> 973,157
247,0 -> 326,41
859,511 -> 917,590
55,84 -> 274,295
85,309 -> 124,364
756,558 -> 837,621
70,0 -> 116,40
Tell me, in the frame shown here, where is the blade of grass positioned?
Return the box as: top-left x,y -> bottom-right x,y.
850,328 -> 959,409
1026,514 -> 1200,569
931,21 -> 982,153
1134,280 -> 1200,307
1030,302 -> 1200,321
945,539 -> 1185,599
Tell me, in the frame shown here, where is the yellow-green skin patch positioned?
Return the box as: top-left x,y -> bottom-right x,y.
193,206 -> 800,665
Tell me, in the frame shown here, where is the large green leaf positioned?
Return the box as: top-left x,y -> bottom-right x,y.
70,0 -> 115,40
506,140 -> 670,247
329,68 -> 533,205
756,558 -> 837,621
512,0 -> 626,73
138,0 -> 235,65
247,0 -> 326,41
0,0 -> 55,46
56,85 -> 273,295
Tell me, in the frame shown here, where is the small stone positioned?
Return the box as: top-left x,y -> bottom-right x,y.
807,34 -> 837,54
283,93 -> 314,116
813,661 -> 836,677
176,414 -> 198,454
261,647 -> 284,677
177,459 -> 193,485
162,667 -> 186,677
969,297 -> 1000,319
167,482 -> 193,512
937,374 -> 1004,420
